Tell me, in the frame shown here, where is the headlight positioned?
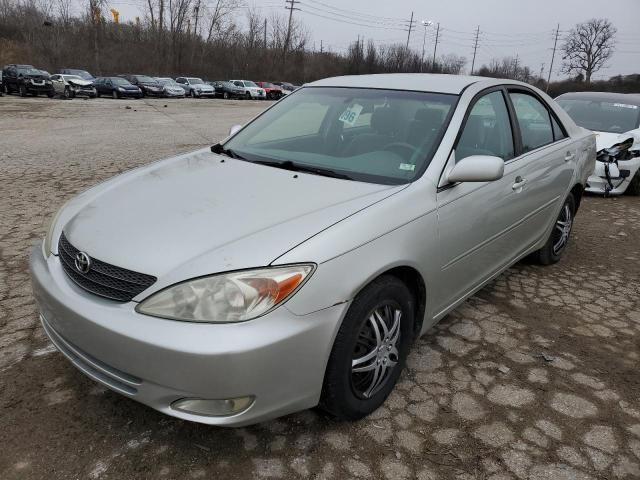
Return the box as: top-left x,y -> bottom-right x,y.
118,87 -> 125,91
136,264 -> 315,323
43,200 -> 71,258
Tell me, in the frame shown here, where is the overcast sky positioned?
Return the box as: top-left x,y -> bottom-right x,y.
104,0 -> 640,79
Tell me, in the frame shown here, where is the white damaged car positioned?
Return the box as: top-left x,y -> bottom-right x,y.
556,92 -> 640,195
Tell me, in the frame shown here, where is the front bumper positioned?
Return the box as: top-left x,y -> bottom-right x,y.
30,246 -> 345,426
25,82 -> 53,93
585,158 -> 640,195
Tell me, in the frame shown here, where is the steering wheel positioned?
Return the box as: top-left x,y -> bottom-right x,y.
382,142 -> 418,160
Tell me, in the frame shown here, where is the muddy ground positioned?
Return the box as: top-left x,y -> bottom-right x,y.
0,95 -> 639,480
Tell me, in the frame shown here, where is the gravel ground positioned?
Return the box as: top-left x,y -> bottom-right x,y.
1,95 -> 639,480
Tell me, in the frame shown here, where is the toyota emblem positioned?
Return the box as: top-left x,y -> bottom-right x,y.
74,251 -> 92,274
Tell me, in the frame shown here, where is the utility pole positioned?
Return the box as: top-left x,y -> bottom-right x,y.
432,22 -> 440,67
283,0 -> 300,68
539,62 -> 545,80
421,24 -> 428,65
470,26 -> 480,75
320,39 -> 323,53
513,54 -> 519,79
406,11 -> 414,49
547,24 -> 560,92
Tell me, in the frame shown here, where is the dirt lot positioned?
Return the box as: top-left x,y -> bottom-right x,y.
1,95 -> 639,480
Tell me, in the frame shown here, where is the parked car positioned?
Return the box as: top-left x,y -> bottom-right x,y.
58,68 -> 95,82
273,81 -> 297,95
155,77 -> 186,98
230,79 -> 266,100
31,74 -> 594,427
2,64 -> 54,97
175,77 -> 215,98
93,77 -> 142,99
50,74 -> 97,99
255,82 -> 283,100
556,91 -> 640,195
208,80 -> 243,99
120,75 -> 164,97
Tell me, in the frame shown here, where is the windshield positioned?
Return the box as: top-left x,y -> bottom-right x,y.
157,78 -> 177,86
112,77 -> 131,85
135,75 -> 156,83
67,69 -> 93,79
18,67 -> 41,76
244,81 -> 258,87
223,87 -> 457,184
188,78 -> 204,84
63,75 -> 83,81
557,98 -> 640,133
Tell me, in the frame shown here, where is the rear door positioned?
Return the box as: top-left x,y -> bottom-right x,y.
505,89 -> 574,250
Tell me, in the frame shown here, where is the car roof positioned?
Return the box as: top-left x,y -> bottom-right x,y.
556,91 -> 640,106
307,73 -> 498,95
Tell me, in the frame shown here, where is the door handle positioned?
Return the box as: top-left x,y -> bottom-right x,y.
512,176 -> 527,191
564,151 -> 576,161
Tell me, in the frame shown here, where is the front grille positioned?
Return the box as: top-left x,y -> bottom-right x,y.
58,232 -> 156,302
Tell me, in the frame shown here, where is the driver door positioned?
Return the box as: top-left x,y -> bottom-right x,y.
433,88 -> 528,316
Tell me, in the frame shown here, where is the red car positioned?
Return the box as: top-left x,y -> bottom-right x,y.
255,82 -> 283,100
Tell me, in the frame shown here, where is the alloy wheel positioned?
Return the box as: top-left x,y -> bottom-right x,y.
351,304 -> 401,399
552,203 -> 572,255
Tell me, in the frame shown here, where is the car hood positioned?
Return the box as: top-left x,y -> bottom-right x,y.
595,129 -> 640,152
68,78 -> 93,87
62,148 -> 402,288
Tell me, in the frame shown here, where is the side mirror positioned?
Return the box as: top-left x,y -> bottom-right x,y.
447,155 -> 504,183
229,124 -> 242,136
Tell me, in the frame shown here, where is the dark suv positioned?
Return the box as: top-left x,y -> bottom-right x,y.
2,64 -> 54,97
120,74 -> 163,97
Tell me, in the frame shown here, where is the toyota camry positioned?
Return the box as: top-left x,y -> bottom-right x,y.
31,74 -> 595,426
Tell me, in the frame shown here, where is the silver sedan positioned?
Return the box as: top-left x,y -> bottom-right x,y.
31,74 -> 595,426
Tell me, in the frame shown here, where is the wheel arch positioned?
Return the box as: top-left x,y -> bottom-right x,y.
570,183 -> 584,212
354,265 -> 427,339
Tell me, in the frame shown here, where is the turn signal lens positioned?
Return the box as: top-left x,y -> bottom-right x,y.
136,264 -> 315,323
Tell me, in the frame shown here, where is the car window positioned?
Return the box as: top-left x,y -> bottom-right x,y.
457,90 -> 514,162
224,87 -> 458,184
234,81 -> 242,87
510,92 -> 554,153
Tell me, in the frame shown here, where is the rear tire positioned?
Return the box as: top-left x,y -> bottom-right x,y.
19,84 -> 27,97
533,193 -> 575,265
63,87 -> 72,99
245,92 -> 251,100
626,171 -> 640,196
190,90 -> 197,98
320,275 -> 415,421
223,92 -> 229,99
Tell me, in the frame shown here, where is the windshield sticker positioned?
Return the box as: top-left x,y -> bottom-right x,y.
339,104 -> 363,126
613,103 -> 639,110
399,163 -> 415,171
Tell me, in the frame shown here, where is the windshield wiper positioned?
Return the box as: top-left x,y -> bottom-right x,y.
252,160 -> 353,180
210,143 -> 245,160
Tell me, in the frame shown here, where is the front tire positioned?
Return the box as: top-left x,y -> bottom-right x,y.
63,86 -> 72,99
223,91 -> 229,99
245,92 -> 251,100
19,84 -> 27,97
534,193 -> 575,265
112,90 -> 119,99
626,171 -> 640,196
320,275 -> 415,421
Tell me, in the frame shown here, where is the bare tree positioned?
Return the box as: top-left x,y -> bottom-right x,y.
562,18 -> 616,84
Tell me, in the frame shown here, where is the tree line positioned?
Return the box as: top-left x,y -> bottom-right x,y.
0,1 -> 636,95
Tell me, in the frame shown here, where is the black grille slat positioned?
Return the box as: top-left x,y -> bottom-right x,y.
58,232 -> 156,302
